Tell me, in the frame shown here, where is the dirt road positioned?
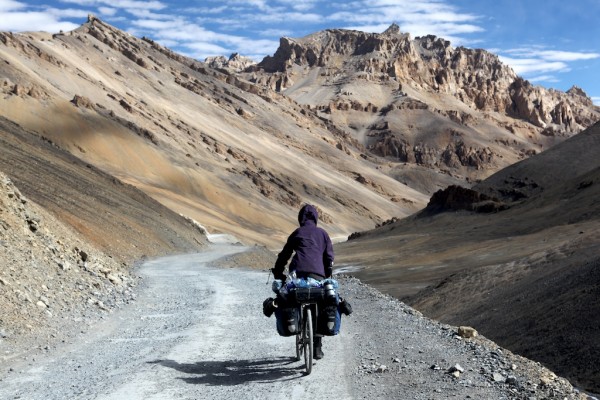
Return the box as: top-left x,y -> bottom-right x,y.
0,245 -> 354,400
0,245 -> 586,399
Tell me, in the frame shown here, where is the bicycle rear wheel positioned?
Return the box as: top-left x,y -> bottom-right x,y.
295,331 -> 302,361
303,307 -> 313,374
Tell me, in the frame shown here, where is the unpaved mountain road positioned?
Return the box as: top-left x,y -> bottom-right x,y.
0,245 -> 354,400
0,245 -> 587,399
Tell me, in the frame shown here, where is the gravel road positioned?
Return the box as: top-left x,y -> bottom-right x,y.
0,245 -> 588,399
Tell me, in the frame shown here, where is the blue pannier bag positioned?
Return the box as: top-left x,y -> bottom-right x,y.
275,304 -> 299,337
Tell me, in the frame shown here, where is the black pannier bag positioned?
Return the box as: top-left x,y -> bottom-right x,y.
317,304 -> 341,336
275,304 -> 299,336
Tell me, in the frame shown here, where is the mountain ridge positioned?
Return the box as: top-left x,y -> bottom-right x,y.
241,24 -> 599,195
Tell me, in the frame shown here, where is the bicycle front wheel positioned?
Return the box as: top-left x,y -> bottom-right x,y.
303,307 -> 313,374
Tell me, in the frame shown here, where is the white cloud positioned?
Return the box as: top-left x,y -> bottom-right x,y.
0,11 -> 79,32
591,97 -> 600,106
498,47 -> 600,82
504,47 -> 600,62
259,28 -> 293,37
60,0 -> 166,11
255,11 -> 323,23
527,75 -> 560,84
46,7 -> 91,19
276,0 -> 319,12
98,7 -> 117,16
0,0 -> 25,12
185,41 -> 231,57
499,55 -> 569,75
531,50 -> 600,62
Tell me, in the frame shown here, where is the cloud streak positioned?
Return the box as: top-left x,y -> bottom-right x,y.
499,47 -> 600,83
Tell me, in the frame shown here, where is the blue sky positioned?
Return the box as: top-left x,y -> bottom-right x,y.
1,0 -> 599,105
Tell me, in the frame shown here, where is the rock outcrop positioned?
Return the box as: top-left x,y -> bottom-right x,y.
205,53 -> 257,72
253,26 -> 597,132
244,25 -> 599,183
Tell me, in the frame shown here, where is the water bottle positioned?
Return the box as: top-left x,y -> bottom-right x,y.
324,282 -> 336,304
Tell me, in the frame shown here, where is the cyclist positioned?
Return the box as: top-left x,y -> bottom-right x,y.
272,204 -> 334,359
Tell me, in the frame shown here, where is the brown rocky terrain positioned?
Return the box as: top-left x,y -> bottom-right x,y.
336,121 -> 600,392
0,16 -> 426,249
244,23 -> 599,194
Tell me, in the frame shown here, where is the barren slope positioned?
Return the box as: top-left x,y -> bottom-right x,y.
335,122 -> 600,392
0,17 -> 426,248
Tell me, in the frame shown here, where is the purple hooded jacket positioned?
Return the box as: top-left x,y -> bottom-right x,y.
273,204 -> 334,280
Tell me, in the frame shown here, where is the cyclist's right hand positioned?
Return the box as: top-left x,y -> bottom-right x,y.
271,268 -> 285,281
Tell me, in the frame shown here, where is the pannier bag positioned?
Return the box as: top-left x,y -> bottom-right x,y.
317,304 -> 341,336
275,305 -> 299,337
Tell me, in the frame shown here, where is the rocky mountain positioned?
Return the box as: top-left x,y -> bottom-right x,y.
205,52 -> 257,73
336,121 -> 600,392
0,16 -> 427,248
243,24 -> 599,192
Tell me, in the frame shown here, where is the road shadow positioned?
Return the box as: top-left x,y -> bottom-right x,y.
148,356 -> 306,385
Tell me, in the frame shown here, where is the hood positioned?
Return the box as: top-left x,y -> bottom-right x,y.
298,204 -> 319,226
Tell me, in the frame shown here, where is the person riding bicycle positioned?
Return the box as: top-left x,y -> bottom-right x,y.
272,204 -> 334,359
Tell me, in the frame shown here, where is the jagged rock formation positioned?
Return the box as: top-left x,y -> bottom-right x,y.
243,25 -> 599,187
205,53 -> 257,72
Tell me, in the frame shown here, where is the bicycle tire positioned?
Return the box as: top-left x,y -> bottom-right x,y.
295,330 -> 302,361
304,307 -> 313,374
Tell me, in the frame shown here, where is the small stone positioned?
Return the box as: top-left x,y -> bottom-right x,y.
458,326 -> 478,338
107,274 -> 122,285
448,364 -> 464,376
375,365 -> 388,373
493,372 -> 506,383
540,376 -> 553,386
36,300 -> 47,309
506,375 -> 519,386
58,261 -> 70,271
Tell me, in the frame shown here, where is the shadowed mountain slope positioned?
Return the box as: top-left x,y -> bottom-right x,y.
336,121 -> 600,392
0,116 -> 208,261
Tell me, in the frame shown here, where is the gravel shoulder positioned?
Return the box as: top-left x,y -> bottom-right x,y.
0,245 -> 592,400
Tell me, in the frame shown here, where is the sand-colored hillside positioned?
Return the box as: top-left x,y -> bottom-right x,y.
0,19 -> 428,248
